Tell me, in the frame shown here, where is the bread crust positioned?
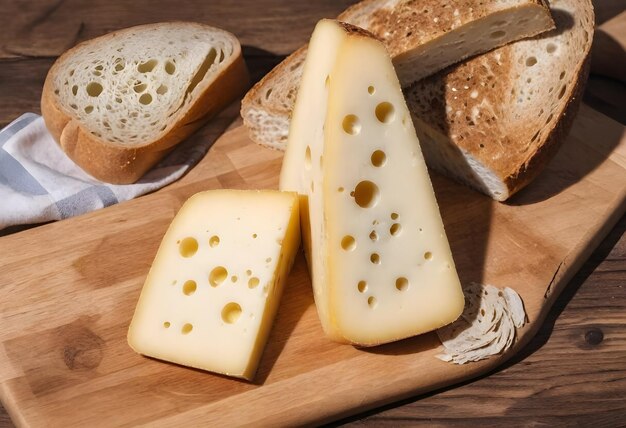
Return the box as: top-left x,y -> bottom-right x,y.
41,22 -> 249,184
241,46 -> 307,125
340,0 -> 553,58
401,0 -> 594,201
241,0 -> 555,151
503,54 -> 591,199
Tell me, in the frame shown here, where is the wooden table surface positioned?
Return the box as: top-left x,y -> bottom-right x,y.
1,1 -> 625,426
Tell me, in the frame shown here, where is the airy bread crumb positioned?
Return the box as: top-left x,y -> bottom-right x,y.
42,22 -> 249,184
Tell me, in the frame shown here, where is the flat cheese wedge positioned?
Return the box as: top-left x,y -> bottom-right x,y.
127,190 -> 300,380
281,19 -> 464,346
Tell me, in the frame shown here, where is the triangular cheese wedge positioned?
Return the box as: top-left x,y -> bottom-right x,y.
281,19 -> 464,346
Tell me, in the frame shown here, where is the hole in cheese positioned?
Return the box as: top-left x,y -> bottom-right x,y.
424,251 -> 433,261
231,275 -> 238,283
342,115 -> 361,135
304,146 -> 312,170
367,296 -> 377,308
371,150 -> 386,167
86,82 -> 103,97
395,277 -> 409,291
181,323 -> 193,334
358,281 -> 368,293
209,235 -> 220,247
209,266 -> 227,287
182,280 -> 197,296
246,269 -> 252,276
391,212 -> 399,220
375,102 -> 395,123
179,237 -> 198,258
248,277 -> 260,289
341,235 -> 356,251
222,302 -> 242,324
402,115 -> 408,127
354,181 -> 380,208
325,75 -> 330,88
252,233 -> 258,239
370,253 -> 380,264
369,230 -> 378,241
390,223 -> 401,236
368,85 -> 375,95
163,321 -> 171,328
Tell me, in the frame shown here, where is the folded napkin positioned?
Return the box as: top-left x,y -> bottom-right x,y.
0,113 -> 216,231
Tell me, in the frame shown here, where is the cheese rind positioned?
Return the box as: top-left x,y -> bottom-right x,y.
281,19 -> 464,346
280,20 -> 351,342
127,190 -> 300,380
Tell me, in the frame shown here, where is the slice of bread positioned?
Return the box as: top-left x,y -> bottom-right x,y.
405,0 -> 594,200
241,0 -> 554,151
42,22 -> 249,184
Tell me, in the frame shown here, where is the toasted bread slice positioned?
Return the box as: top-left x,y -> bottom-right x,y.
42,22 -> 249,184
405,0 -> 594,200
242,0 -> 554,151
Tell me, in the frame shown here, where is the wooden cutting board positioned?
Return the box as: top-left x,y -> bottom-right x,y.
0,104 -> 624,427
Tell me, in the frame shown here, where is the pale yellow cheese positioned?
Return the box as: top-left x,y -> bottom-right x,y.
279,20 -> 349,342
127,190 -> 300,380
281,19 -> 464,346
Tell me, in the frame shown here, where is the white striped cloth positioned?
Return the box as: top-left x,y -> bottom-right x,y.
0,114 -> 213,231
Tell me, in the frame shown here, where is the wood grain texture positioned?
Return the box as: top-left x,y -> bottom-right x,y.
593,0 -> 626,25
0,0 -> 356,59
591,12 -> 626,84
0,104 -> 625,427
340,215 -> 626,426
1,0 -> 625,426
